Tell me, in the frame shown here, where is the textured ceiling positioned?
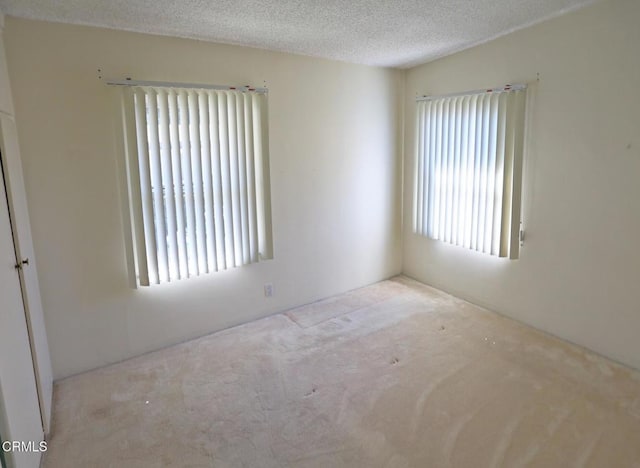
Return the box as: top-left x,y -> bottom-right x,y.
0,0 -> 598,68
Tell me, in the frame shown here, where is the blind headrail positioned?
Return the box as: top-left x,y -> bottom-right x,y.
416,83 -> 526,102
105,78 -> 268,94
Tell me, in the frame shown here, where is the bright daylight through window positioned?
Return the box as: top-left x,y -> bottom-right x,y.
414,85 -> 526,259
119,84 -> 273,286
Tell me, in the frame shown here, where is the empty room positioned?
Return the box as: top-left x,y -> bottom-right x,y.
0,0 -> 639,466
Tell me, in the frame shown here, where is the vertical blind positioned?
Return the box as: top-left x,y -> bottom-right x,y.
120,86 -> 273,286
414,87 -> 526,258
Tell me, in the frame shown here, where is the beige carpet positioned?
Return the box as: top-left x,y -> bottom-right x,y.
43,276 -> 640,467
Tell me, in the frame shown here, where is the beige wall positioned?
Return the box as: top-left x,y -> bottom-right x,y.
403,0 -> 640,370
0,27 -> 13,114
4,18 -> 403,379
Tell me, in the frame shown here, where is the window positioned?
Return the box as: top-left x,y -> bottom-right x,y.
118,83 -> 273,286
414,85 -> 526,259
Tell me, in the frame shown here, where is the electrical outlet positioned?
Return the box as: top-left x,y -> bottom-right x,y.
264,283 -> 274,298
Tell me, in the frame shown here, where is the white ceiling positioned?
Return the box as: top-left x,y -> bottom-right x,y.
0,0 -> 598,68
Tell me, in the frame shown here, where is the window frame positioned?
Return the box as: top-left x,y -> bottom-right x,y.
113,81 -> 273,287
413,85 -> 527,259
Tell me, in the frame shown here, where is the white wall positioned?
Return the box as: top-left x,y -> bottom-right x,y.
4,18 -> 403,379
403,0 -> 640,370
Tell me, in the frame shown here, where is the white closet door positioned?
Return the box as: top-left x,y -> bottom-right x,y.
0,158 -> 43,468
0,116 -> 52,435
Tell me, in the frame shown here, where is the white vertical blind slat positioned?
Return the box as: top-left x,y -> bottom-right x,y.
414,102 -> 425,234
457,95 -> 470,246
235,93 -> 250,264
226,93 -> 243,266
208,92 -> 226,271
243,94 -> 259,262
157,90 -> 179,281
218,92 -> 236,268
440,99 -> 448,240
124,89 -> 150,286
198,91 -> 217,273
463,95 -> 476,249
253,93 -> 273,260
484,93 -> 499,254
433,99 -> 443,239
470,94 -> 483,251
509,90 -> 527,259
477,93 -> 491,252
187,91 -> 207,274
440,99 -> 450,241
177,90 -> 198,276
451,97 -> 463,246
426,100 -> 437,237
421,101 -> 431,236
492,93 -> 508,256
146,91 -> 170,283
135,89 -> 159,284
167,90 -> 189,279
415,102 -> 429,232
444,98 -> 455,243
500,91 -> 517,258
